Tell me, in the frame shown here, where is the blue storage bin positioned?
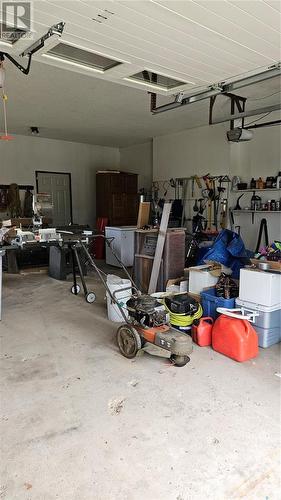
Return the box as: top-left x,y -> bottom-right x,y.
200,287 -> 235,319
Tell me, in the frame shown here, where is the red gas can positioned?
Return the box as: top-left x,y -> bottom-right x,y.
212,314 -> 258,362
90,217 -> 108,259
192,317 -> 214,346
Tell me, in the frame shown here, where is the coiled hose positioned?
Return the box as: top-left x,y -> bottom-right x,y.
164,301 -> 203,328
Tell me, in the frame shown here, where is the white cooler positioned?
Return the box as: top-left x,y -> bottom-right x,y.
236,297 -> 281,348
239,269 -> 281,308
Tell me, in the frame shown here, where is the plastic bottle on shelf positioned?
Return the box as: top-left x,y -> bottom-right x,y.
251,192 -> 261,210
271,200 -> 276,211
256,177 -> 264,189
276,172 -> 281,189
265,176 -> 273,188
250,178 -> 256,189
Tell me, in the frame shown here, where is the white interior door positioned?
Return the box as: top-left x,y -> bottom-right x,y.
36,171 -> 72,226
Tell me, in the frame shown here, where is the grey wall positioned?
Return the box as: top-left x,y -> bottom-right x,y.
0,135 -> 119,226
152,118 -> 281,250
153,123 -> 230,180
119,141 -> 153,190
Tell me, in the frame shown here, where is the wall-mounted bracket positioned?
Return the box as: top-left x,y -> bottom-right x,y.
0,22 -> 65,76
209,91 -> 247,129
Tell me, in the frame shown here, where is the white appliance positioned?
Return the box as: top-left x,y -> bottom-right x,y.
239,268 -> 281,308
105,226 -> 136,267
188,265 -> 218,294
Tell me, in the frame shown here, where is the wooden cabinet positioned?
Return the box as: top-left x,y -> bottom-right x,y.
96,172 -> 138,225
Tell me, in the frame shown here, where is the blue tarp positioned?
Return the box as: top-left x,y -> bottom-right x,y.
198,229 -> 253,279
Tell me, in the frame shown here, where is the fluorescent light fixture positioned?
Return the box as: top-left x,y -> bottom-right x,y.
129,70 -> 186,90
46,43 -> 122,71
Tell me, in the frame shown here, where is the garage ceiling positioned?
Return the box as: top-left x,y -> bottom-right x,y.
0,0 -> 280,146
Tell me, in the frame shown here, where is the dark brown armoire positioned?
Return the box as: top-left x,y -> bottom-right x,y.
96,172 -> 138,225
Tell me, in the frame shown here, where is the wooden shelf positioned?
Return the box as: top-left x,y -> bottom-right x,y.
231,188 -> 281,193
0,184 -> 34,190
232,210 -> 281,213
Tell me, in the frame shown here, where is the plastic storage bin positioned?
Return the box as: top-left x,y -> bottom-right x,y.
201,287 -> 235,319
236,298 -> 281,348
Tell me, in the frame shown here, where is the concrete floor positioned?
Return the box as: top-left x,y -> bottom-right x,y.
0,269 -> 280,500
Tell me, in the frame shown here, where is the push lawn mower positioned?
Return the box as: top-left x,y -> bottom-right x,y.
66,233 -> 193,367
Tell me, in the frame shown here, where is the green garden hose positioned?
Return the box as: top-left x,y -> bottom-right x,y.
164,302 -> 203,327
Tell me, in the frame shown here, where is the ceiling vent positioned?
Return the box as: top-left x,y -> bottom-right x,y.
46,43 -> 122,71
0,22 -> 27,44
128,70 -> 186,90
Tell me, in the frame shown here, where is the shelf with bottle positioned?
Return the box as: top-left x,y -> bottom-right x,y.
232,209 -> 281,213
231,188 -> 281,193
232,173 -> 281,192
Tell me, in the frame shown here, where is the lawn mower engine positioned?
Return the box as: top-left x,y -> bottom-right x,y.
126,295 -> 169,327
119,294 -> 193,367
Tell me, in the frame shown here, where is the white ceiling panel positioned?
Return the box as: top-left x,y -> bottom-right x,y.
1,0 -> 280,146
52,0 -> 251,77
115,0 -> 276,65
196,0 -> 280,43
154,0 -> 280,59
36,0 -> 254,84
92,1 -> 258,72
2,0 -> 278,95
229,0 -> 281,27
33,4 -> 224,82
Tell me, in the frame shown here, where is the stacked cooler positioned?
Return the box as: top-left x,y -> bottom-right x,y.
236,269 -> 281,348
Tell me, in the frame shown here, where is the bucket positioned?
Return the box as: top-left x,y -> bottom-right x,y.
106,274 -> 132,322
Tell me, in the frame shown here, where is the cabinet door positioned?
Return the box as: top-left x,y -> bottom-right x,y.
110,174 -> 125,193
111,193 -> 126,225
96,174 -> 111,219
125,193 -> 139,224
125,174 -> 138,193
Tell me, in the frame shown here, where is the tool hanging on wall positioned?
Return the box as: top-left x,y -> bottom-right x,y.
234,193 -> 245,210
181,178 -> 189,226
0,59 -> 13,141
219,199 -> 228,228
170,178 -> 183,224
193,199 -> 199,212
255,218 -> 269,253
203,175 -> 215,231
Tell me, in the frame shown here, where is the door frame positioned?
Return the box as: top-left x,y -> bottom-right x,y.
35,170 -> 73,225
